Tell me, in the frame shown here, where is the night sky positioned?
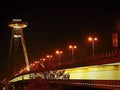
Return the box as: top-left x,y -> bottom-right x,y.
0,1 -> 120,79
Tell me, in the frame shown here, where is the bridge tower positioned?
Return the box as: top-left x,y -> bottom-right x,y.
8,19 -> 30,77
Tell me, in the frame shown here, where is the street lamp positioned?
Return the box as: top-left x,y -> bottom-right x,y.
39,58 -> 45,68
88,36 -> 98,58
56,50 -> 63,62
46,55 -> 53,62
40,58 -> 46,64
40,58 -> 46,61
69,45 -> 77,60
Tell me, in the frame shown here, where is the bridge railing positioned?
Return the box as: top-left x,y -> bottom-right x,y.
89,49 -> 120,61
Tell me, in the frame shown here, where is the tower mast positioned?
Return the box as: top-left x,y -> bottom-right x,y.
8,19 -> 30,76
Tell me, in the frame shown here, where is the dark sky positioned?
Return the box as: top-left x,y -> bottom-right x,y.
0,1 -> 120,79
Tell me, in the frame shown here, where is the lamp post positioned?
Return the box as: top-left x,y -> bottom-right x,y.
39,58 -> 45,68
46,55 -> 53,62
56,50 -> 63,62
69,45 -> 77,60
88,36 -> 98,58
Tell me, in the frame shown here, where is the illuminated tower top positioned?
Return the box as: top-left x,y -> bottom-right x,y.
8,19 -> 28,29
8,19 -> 28,38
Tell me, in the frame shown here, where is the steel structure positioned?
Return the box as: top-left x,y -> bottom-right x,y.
8,19 -> 30,77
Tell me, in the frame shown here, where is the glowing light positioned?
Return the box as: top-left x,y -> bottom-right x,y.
8,19 -> 28,29
94,37 -> 98,41
69,45 -> 77,60
88,37 -> 92,41
13,35 -> 21,38
69,45 -> 77,49
56,50 -> 63,54
26,67 -> 30,71
88,37 -> 98,41
13,19 -> 22,22
47,55 -> 53,58
56,50 -> 63,61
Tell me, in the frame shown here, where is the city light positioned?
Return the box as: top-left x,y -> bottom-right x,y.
46,55 -> 53,61
56,50 -> 63,62
88,37 -> 98,42
88,36 -> 98,58
69,45 -> 77,60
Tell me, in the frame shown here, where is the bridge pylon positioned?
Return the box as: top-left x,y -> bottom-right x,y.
8,19 -> 30,78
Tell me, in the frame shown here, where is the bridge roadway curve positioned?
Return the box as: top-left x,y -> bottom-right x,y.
7,50 -> 120,90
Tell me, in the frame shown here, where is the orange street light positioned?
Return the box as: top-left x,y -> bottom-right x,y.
88,36 -> 98,57
69,45 -> 77,60
56,50 -> 63,62
46,55 -> 53,61
40,58 -> 46,63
